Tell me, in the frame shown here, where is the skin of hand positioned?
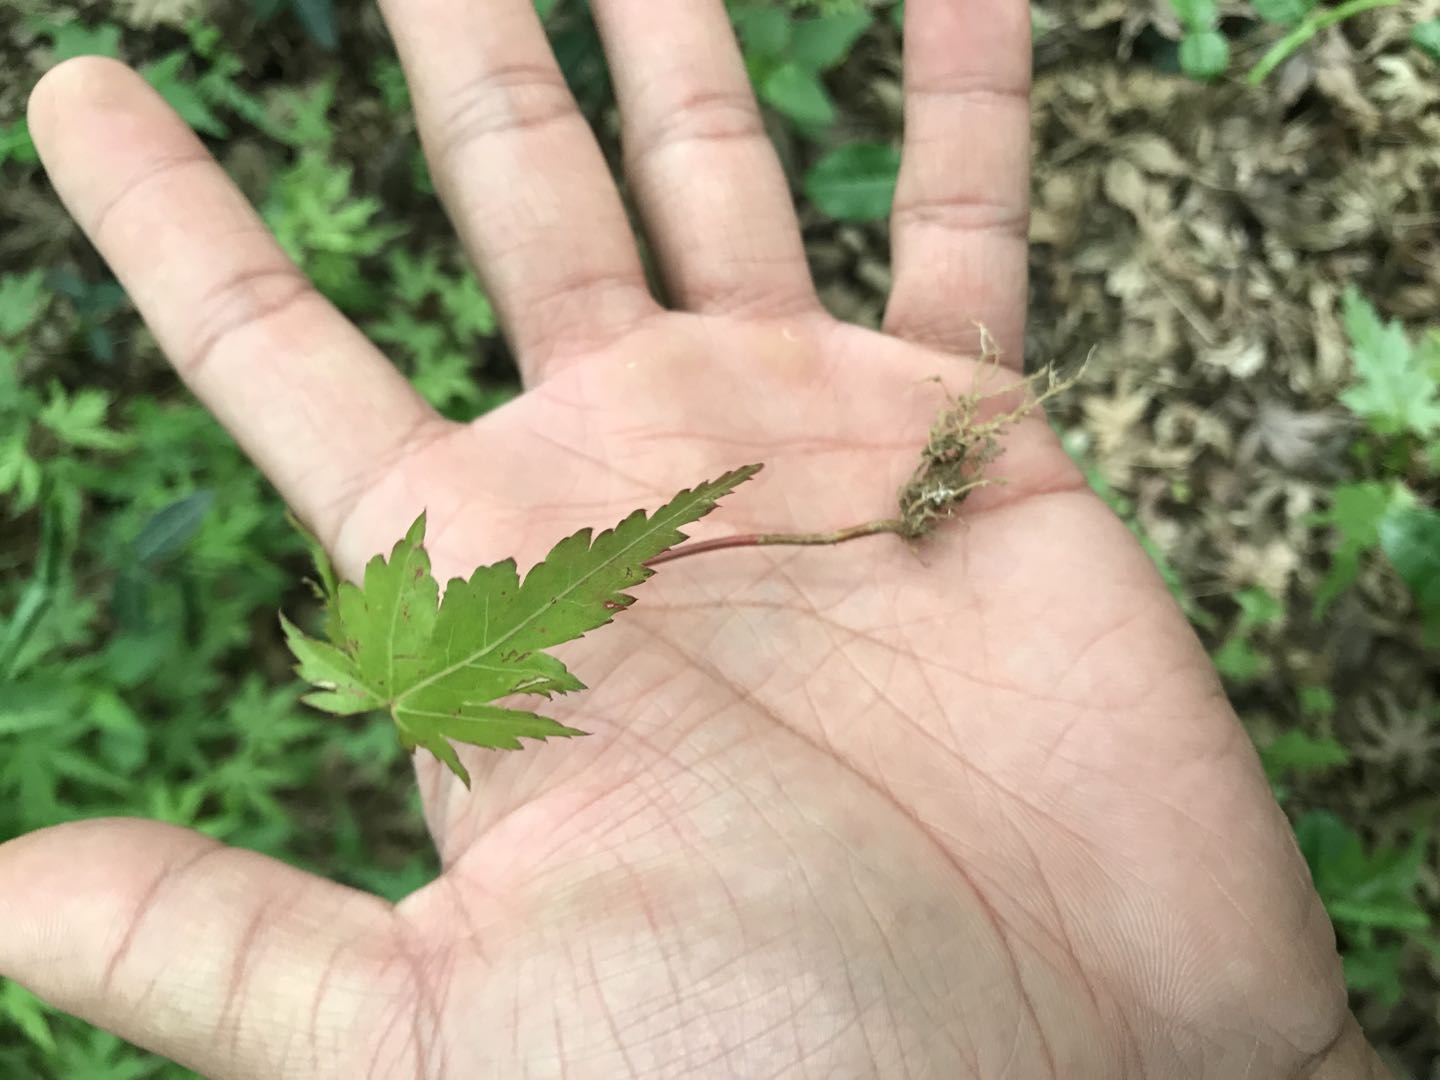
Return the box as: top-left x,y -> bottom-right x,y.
0,2 -> 1389,1077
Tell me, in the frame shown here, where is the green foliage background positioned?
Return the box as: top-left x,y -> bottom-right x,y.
0,0 -> 1436,1075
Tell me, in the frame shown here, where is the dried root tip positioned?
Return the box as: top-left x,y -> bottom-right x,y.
896,352 -> 1088,539
645,344 -> 1088,567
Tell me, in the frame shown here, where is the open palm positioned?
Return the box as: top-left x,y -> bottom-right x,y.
1,2 -> 1381,1077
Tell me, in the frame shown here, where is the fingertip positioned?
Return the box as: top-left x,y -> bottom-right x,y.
0,818 -> 215,943
0,819 -> 219,1020
28,57 -> 171,166
0,816 -> 210,878
0,818 -> 406,1077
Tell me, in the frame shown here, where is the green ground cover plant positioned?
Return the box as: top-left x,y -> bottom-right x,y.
1251,290 -> 1439,1009
1168,0 -> 1435,81
733,1 -> 905,223
1316,290 -> 1440,637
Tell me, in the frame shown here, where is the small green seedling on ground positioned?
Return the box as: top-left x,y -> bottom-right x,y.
1377,506 -> 1440,636
28,18 -> 270,140
804,141 -> 901,223
1295,810 -> 1435,1007
1315,291 -> 1440,637
730,1 -> 875,130
1258,725 -> 1349,801
1416,19 -> 1440,60
1340,287 -> 1440,441
1260,711 -> 1433,1009
0,271 -> 132,516
365,251 -> 503,421
0,121 -> 37,168
1259,727 -> 1349,778
1169,0 -> 1231,80
1246,0 -> 1401,84
30,19 -> 123,63
1168,0 -> 1425,84
46,268 -> 131,364
1211,586 -> 1284,683
1312,481 -> 1411,613
263,153 -> 400,313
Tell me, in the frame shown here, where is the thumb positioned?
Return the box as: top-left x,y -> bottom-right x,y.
0,818 -> 416,1078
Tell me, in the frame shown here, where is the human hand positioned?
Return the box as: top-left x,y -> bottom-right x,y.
1,1 -> 1383,1076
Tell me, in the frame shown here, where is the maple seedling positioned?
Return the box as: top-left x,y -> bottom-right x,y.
282,466 -> 761,785
285,360 -> 1074,784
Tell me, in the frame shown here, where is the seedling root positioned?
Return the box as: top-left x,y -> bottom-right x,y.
647,342 -> 1085,567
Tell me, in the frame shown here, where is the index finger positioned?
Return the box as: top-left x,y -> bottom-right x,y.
28,59 -> 445,545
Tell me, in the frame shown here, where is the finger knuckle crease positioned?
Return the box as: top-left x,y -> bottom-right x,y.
437,64 -> 578,162
185,267 -> 314,377
629,89 -> 765,165
909,78 -> 1031,109
694,279 -> 819,319
215,901 -> 275,1052
99,842 -> 224,994
90,153 -> 213,240
515,268 -> 654,364
892,193 -> 1029,239
525,267 -> 646,312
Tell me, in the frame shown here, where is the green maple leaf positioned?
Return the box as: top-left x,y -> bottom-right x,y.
1339,287 -> 1440,438
283,465 -> 761,785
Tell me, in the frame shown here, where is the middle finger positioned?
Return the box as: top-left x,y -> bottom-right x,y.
592,0 -> 821,318
381,0 -> 659,381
